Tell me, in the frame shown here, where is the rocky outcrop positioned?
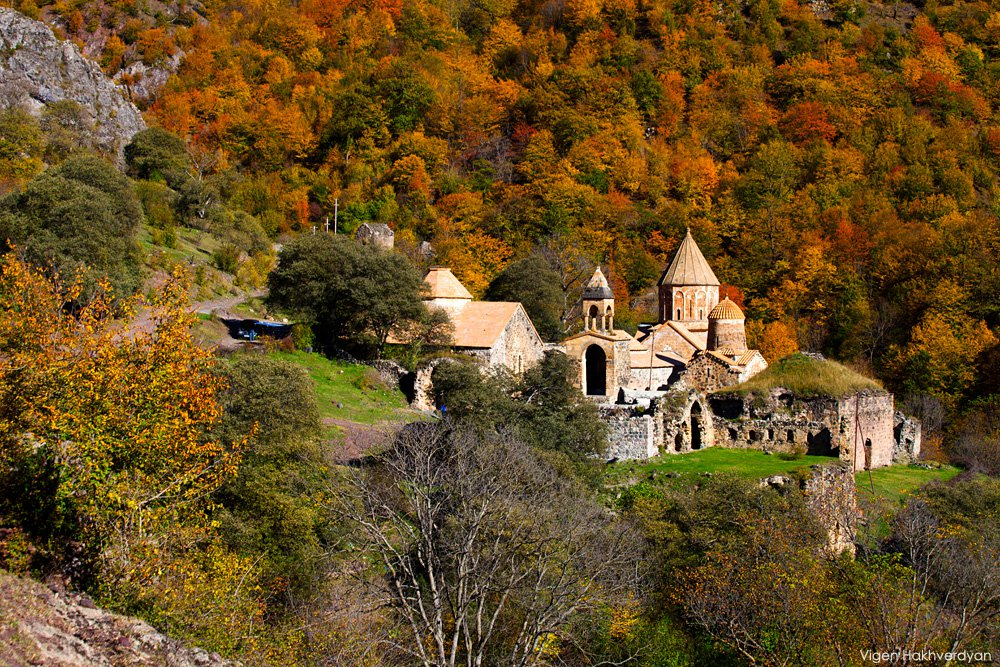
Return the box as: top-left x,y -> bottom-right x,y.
0,8 -> 146,158
0,570 -> 235,666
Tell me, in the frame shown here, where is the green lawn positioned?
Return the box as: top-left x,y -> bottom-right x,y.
606,448 -> 838,487
605,448 -> 963,507
856,464 -> 961,506
269,350 -> 418,426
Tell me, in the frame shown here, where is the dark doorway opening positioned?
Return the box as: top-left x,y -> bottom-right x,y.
806,428 -> 837,456
690,402 -> 703,450
585,345 -> 607,396
674,432 -> 683,452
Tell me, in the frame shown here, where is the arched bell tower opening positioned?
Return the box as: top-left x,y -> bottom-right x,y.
582,267 -> 614,332
584,345 -> 607,396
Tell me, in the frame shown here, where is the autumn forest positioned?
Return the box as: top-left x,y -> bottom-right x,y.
0,0 -> 998,661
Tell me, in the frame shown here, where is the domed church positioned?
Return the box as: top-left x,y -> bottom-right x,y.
563,230 -> 767,401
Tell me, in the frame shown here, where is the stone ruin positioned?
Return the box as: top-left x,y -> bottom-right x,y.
762,462 -> 859,555
609,386 -> 921,470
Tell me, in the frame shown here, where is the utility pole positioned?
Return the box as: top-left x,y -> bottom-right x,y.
334,198 -> 339,234
324,216 -> 330,234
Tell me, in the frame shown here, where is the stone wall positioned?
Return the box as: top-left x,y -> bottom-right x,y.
677,354 -> 744,392
761,463 -> 859,555
602,405 -> 660,460
367,359 -> 408,388
802,462 -> 858,555
706,389 -> 900,471
658,392 -> 715,454
486,306 -> 545,371
409,358 -> 455,411
893,411 -> 922,463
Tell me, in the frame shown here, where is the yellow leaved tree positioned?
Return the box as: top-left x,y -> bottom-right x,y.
0,254 -> 258,651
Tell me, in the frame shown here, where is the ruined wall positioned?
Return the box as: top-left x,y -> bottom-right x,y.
761,463 -> 858,555
367,359 -> 408,388
676,354 -> 743,392
706,389 -> 898,471
802,463 -> 858,555
602,405 -> 660,460
893,412 -> 922,464
409,358 -> 455,411
658,392 -> 715,454
837,393 -> 896,469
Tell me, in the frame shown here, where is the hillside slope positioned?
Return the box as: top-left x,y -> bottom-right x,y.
0,570 -> 234,667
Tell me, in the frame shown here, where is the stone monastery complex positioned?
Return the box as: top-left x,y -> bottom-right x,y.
383,228 -> 921,471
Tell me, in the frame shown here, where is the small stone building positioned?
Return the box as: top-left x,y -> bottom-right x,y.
354,222 -> 395,249
420,267 -> 544,372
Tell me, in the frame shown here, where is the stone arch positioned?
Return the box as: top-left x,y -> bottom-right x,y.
674,432 -> 683,452
674,292 -> 684,320
584,344 -> 607,396
605,304 -> 614,330
587,304 -> 599,329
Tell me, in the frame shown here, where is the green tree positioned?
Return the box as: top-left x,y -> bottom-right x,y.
0,109 -> 44,184
266,235 -> 428,357
213,354 -> 333,600
485,255 -> 564,341
432,352 -> 607,482
0,155 -> 144,296
124,127 -> 193,189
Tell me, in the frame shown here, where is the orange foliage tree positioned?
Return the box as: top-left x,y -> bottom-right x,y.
0,255 -> 243,582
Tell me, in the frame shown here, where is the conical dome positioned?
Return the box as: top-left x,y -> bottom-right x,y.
658,229 -> 720,287
583,266 -> 614,299
708,297 -> 744,321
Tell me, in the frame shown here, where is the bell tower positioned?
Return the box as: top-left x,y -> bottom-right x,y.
582,266 -> 615,332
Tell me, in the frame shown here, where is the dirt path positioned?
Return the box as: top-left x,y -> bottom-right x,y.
323,417 -> 405,462
193,288 -> 267,318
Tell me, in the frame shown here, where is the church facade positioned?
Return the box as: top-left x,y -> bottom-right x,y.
564,229 -> 767,401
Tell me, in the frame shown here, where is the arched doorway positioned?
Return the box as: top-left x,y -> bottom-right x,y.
690,402 -> 703,450
674,432 -> 684,452
584,345 -> 607,396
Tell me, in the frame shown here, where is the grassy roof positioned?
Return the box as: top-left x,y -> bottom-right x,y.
718,353 -> 883,397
